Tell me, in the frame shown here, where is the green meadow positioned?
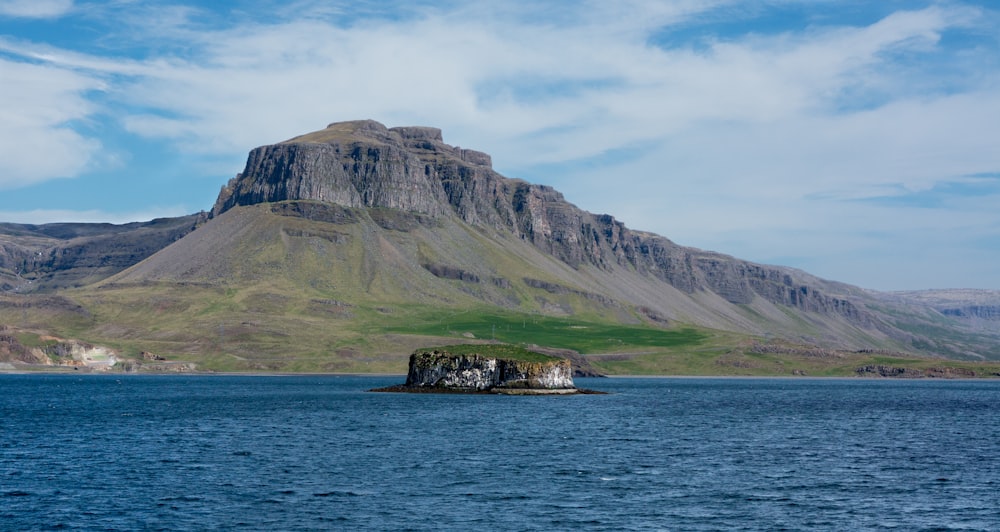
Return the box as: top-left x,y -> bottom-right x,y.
382,307 -> 707,354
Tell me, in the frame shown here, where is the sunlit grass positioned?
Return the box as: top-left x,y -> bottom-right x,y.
383,307 -> 706,354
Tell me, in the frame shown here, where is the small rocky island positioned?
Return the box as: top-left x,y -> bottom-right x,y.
372,345 -> 600,395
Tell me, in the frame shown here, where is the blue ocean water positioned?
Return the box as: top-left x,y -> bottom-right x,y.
2,375 -> 999,530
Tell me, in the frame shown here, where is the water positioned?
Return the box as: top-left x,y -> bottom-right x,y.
2,375 -> 999,530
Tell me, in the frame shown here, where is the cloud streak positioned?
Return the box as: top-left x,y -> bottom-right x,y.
0,0 -> 73,19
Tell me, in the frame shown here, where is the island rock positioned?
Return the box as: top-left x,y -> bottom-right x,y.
372,346 -> 585,394
406,349 -> 574,391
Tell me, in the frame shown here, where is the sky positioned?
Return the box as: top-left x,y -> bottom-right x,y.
1,0 -> 999,291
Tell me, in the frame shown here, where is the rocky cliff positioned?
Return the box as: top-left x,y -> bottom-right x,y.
401,347 -> 576,393
213,120 -> 491,218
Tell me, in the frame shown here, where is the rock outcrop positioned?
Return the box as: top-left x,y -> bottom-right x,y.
406,349 -> 574,391
374,347 -> 580,394
0,326 -> 120,370
855,364 -> 979,378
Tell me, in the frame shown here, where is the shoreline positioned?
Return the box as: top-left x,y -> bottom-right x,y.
2,366 -> 998,381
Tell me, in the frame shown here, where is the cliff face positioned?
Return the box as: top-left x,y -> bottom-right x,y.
213,119 -> 880,330
214,120 -> 493,218
405,350 -> 575,391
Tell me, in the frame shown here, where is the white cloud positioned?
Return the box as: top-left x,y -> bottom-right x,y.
568,83 -> 1000,289
0,0 -> 72,18
22,3 -> 986,171
0,58 -> 103,189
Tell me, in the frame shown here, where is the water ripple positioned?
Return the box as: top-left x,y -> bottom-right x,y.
2,375 -> 999,530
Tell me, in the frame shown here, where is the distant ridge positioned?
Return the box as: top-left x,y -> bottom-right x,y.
0,215 -> 206,292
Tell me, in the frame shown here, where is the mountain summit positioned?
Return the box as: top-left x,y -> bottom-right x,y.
213,120 -> 485,217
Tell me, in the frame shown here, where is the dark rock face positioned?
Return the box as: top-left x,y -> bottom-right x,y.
855,364 -> 978,378
213,119 -> 883,331
856,365 -> 925,378
421,263 -> 480,283
269,201 -> 359,224
215,142 -> 449,216
404,350 -> 575,391
941,305 -> 1000,321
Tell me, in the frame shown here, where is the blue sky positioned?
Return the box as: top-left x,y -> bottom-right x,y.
1,0 -> 999,291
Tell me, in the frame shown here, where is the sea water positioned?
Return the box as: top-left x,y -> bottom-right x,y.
2,375 -> 999,530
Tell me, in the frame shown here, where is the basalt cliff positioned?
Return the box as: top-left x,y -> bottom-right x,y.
2,119 -> 999,373
378,347 -> 578,394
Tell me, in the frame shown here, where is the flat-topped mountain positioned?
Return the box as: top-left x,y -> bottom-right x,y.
212,120 -> 881,326
2,120 -> 999,373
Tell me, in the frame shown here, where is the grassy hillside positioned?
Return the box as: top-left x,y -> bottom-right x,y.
383,307 -> 706,353
3,201 -> 999,377
6,287 -> 1000,376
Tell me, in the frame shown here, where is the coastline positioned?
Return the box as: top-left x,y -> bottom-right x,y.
3,366 -> 997,381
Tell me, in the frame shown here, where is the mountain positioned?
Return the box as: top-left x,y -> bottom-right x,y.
2,120 -> 999,374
